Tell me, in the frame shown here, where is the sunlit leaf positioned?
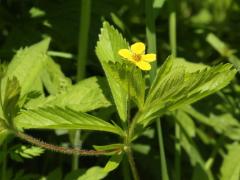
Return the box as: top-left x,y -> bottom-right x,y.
77,166 -> 108,180
28,77 -> 111,112
104,153 -> 123,172
96,21 -> 129,122
137,56 -> 236,127
3,77 -> 21,121
40,57 -> 72,95
14,107 -> 124,136
3,38 -> 50,97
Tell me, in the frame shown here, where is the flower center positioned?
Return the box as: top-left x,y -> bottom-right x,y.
132,53 -> 141,62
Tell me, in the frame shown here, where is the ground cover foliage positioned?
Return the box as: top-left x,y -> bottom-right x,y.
0,0 -> 240,180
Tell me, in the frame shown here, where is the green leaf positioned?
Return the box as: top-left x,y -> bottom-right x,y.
14,107 -> 124,136
29,77 -> 111,112
96,21 -> 128,63
220,144 -> 240,180
96,21 -> 146,120
77,166 -> 108,180
106,63 -> 145,108
96,21 -> 129,122
40,57 -> 72,95
138,57 -> 236,127
93,143 -> 123,151
64,169 -> 85,180
206,33 -> 233,57
175,115 -> 214,180
0,129 -> 10,145
10,145 -> 44,162
132,144 -> 151,154
153,0 -> 166,8
175,110 -> 196,138
104,153 -> 123,172
3,38 -> 50,97
206,33 -> 240,69
3,77 -> 21,121
183,106 -> 240,140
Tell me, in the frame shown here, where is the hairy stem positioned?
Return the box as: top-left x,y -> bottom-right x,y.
15,131 -> 120,156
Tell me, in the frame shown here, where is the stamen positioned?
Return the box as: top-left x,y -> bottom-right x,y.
132,54 -> 141,62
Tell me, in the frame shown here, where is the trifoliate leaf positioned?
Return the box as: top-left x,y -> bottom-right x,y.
137,57 -> 236,127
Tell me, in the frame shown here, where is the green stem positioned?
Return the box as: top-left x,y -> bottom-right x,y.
72,130 -> 81,170
169,1 -> 180,179
174,122 -> 181,180
205,136 -> 224,170
77,0 -> 91,80
145,0 -> 157,81
146,0 -> 169,180
127,148 -> 139,180
122,155 -> 131,180
2,140 -> 7,180
169,11 -> 177,57
157,120 -> 169,180
72,0 -> 92,170
47,51 -> 75,59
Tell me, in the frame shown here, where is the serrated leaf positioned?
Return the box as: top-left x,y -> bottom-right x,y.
221,144 -> 240,180
14,107 -> 124,136
77,166 -> 108,180
28,77 -> 111,112
96,21 -> 146,120
96,21 -> 129,122
41,57 -> 72,95
104,153 -> 123,172
137,57 -> 236,127
96,21 -> 128,63
3,38 -> 50,97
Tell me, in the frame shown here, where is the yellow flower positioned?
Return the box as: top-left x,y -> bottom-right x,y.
118,42 -> 156,70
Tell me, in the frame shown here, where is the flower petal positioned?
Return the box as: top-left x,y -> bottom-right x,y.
118,49 -> 132,60
136,61 -> 151,71
142,54 -> 156,62
131,42 -> 145,55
